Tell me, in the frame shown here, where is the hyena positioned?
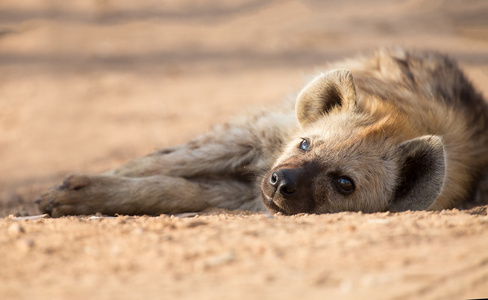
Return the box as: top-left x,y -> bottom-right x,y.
36,48 -> 488,217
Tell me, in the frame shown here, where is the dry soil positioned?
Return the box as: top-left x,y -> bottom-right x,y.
1,0 -> 488,299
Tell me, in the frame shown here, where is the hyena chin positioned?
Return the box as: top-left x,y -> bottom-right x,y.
36,48 -> 488,217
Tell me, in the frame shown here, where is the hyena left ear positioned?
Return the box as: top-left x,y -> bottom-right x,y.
296,69 -> 357,128
388,135 -> 446,212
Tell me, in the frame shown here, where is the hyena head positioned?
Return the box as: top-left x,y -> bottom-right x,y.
261,69 -> 446,215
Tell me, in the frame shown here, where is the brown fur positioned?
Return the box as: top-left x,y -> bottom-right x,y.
36,48 -> 488,217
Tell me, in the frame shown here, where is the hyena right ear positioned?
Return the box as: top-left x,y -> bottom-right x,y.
388,135 -> 446,212
296,69 -> 357,128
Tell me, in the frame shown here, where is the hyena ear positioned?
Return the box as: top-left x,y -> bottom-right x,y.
296,69 -> 357,128
388,135 -> 446,212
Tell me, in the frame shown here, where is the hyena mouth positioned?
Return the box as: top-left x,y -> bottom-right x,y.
260,188 -> 279,210
260,190 -> 290,215
261,193 -> 274,205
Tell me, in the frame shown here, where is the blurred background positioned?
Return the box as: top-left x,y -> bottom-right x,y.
1,0 -> 488,216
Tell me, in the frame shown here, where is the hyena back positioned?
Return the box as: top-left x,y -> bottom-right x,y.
37,48 -> 488,216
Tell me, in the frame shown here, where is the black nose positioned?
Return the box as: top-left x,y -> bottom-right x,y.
270,169 -> 299,198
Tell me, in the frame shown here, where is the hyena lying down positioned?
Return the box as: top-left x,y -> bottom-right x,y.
37,48 -> 488,217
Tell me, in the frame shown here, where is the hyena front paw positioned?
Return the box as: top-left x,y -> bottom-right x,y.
35,174 -> 100,217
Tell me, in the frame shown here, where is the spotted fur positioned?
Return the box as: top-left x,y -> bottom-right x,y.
37,48 -> 488,216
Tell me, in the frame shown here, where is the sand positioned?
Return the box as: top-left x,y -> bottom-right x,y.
1,0 -> 488,299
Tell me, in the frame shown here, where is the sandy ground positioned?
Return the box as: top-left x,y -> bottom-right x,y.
1,0 -> 488,299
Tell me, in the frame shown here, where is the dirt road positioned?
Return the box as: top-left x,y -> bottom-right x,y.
1,0 -> 488,299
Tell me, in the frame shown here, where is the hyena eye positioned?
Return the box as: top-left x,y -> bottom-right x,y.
335,177 -> 355,195
298,138 -> 310,151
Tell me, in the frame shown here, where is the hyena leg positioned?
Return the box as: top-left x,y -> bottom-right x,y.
36,173 -> 263,217
104,135 -> 264,178
104,111 -> 295,178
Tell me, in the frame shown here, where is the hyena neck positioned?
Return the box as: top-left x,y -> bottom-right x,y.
356,95 -> 421,143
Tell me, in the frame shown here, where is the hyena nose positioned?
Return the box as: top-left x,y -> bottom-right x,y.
270,169 -> 299,198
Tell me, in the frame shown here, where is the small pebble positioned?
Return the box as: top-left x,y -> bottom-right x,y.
131,228 -> 145,235
173,212 -> 199,218
185,220 -> 208,228
203,252 -> 236,267
11,214 -> 49,221
16,238 -> 35,253
7,223 -> 25,237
